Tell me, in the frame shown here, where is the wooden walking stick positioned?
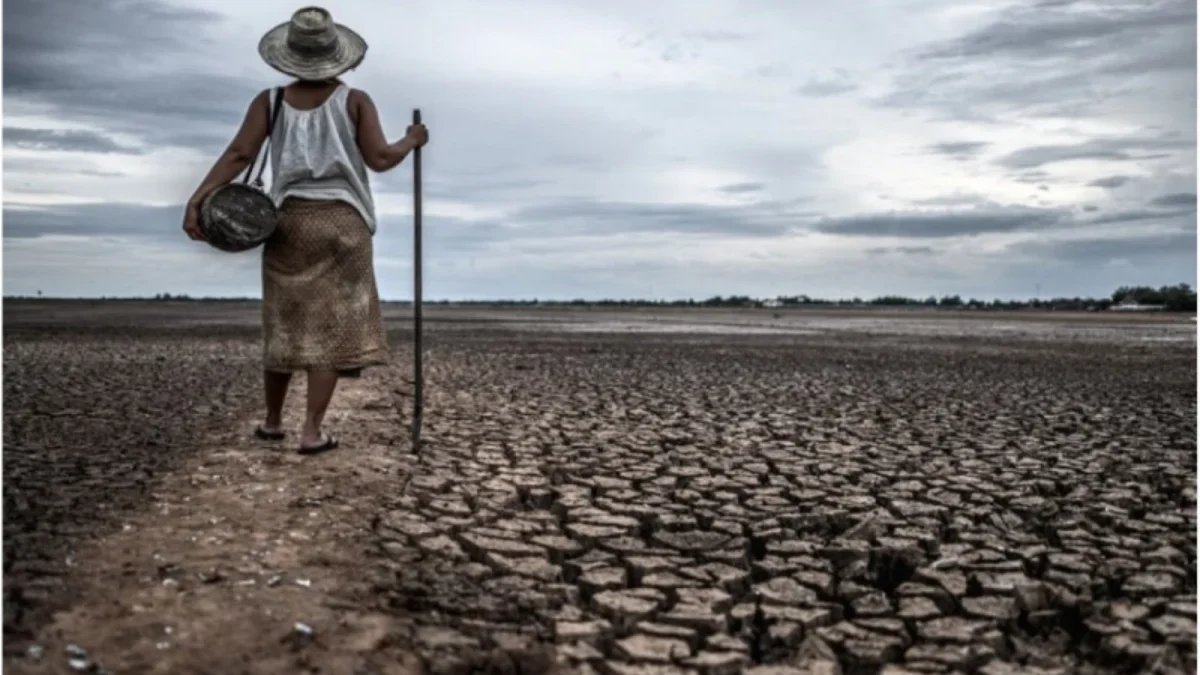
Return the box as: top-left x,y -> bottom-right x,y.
411,108 -> 424,452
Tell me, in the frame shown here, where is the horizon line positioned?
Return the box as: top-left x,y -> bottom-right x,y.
3,288 -> 1190,305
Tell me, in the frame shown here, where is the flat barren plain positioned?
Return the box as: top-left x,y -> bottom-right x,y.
3,301 -> 1195,675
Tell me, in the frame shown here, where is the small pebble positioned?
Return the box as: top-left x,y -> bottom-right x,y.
198,570 -> 224,584
66,644 -> 87,659
295,622 -> 314,636
26,645 -> 43,661
295,578 -> 312,588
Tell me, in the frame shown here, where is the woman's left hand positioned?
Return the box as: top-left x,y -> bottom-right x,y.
405,123 -> 429,149
183,202 -> 206,241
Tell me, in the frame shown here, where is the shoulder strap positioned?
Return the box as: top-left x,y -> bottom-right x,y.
243,87 -> 286,186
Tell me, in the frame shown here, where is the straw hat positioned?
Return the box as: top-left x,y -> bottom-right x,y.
258,7 -> 367,81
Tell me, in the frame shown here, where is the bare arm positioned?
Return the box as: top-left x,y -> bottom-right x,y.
350,89 -> 418,172
187,90 -> 271,208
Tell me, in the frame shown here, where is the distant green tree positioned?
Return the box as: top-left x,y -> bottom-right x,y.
1163,283 -> 1197,311
1111,283 -> 1195,311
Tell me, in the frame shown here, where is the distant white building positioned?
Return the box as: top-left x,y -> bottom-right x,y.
762,299 -> 783,308
1111,298 -> 1159,312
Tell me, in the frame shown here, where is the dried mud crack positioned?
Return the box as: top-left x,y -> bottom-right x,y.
372,334 -> 1196,675
3,327 -> 265,641
3,304 -> 1196,675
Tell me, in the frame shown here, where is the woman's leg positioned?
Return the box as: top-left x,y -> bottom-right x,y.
263,370 -> 292,431
301,369 -> 339,446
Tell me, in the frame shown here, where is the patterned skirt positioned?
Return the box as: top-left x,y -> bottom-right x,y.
261,198 -> 388,374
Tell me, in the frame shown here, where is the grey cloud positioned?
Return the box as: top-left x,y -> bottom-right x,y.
908,193 -> 992,208
3,202 -> 185,242
4,0 -> 258,152
1078,205 -> 1196,228
996,136 -> 1189,169
382,176 -> 553,199
877,66 -> 1092,121
752,63 -> 791,79
624,29 -> 749,66
511,199 -> 804,238
619,32 -> 702,64
878,0 -> 1196,128
3,195 -> 811,251
1008,230 -> 1197,263
1014,171 -> 1053,184
658,43 -> 698,64
794,70 -> 857,97
1088,175 -> 1131,189
928,141 -> 988,160
919,1 -> 1194,62
541,153 -> 607,170
5,155 -> 125,178
4,127 -> 143,154
718,182 -> 765,194
7,199 -> 1192,301
812,205 -> 1067,238
865,245 -> 936,256
2,201 -> 498,268
1149,192 -> 1197,209
3,0 -> 223,60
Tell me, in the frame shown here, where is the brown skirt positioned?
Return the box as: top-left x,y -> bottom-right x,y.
261,198 -> 388,373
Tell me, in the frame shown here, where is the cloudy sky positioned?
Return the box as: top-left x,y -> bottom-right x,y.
4,0 -> 1196,300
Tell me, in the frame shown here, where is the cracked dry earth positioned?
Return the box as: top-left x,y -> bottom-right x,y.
4,304 -> 1197,675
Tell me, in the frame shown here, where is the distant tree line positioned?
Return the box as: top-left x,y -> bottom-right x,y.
1109,284 -> 1197,312
10,284 -> 1196,312
756,283 -> 1196,312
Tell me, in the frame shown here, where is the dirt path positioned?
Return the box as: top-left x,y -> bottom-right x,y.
9,368 -> 425,675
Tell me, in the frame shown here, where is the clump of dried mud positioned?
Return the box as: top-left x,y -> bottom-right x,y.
3,304 -> 1195,675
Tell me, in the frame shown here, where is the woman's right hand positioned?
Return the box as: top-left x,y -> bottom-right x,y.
183,202 -> 207,241
405,123 -> 429,149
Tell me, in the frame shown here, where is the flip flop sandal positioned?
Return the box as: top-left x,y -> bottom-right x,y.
254,425 -> 286,441
298,434 -> 339,456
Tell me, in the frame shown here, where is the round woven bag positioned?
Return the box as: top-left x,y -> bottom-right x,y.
199,184 -> 279,252
198,86 -> 285,253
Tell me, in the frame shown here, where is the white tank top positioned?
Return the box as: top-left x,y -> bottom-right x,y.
267,84 -> 377,233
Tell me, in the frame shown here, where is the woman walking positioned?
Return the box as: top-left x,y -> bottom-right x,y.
182,7 -> 428,454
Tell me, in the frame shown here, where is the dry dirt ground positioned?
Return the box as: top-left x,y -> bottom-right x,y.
3,302 -> 1196,675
